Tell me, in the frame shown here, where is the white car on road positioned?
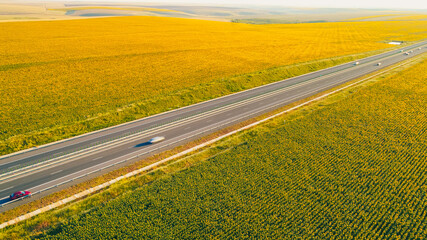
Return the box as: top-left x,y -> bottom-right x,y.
149,136 -> 165,144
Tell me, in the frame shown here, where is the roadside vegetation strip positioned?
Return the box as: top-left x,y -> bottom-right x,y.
27,56 -> 427,239
0,54 -> 423,233
2,17 -> 427,155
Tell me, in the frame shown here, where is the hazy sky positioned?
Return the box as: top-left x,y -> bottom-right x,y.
64,0 -> 427,10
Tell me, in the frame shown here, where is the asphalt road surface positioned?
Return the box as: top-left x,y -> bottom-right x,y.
0,41 -> 426,210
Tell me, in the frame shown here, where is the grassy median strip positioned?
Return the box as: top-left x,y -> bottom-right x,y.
0,53 -> 425,239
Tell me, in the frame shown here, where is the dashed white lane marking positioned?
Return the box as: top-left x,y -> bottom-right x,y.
50,170 -> 63,175
0,186 -> 13,192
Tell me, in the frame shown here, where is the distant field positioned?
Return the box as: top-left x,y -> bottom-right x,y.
231,18 -> 327,24
25,56 -> 427,239
346,13 -> 427,22
1,3 -> 424,22
0,3 -> 78,21
392,14 -> 427,21
48,6 -> 186,17
1,17 -> 427,155
49,6 -> 181,13
346,14 -> 405,21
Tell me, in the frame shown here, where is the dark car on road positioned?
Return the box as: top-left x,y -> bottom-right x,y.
10,191 -> 31,200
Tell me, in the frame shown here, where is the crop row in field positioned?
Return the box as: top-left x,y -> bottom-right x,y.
1,17 -> 427,155
28,57 -> 427,239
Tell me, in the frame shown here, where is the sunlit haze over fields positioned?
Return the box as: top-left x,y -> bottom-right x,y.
44,0 -> 427,9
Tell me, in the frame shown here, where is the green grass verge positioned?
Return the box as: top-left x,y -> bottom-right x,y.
0,48 -> 395,156
1,54 -> 425,239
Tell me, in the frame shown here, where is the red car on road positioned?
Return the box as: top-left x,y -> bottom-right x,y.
9,191 -> 31,200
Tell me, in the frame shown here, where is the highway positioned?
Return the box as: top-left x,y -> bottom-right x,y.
0,40 -> 426,210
